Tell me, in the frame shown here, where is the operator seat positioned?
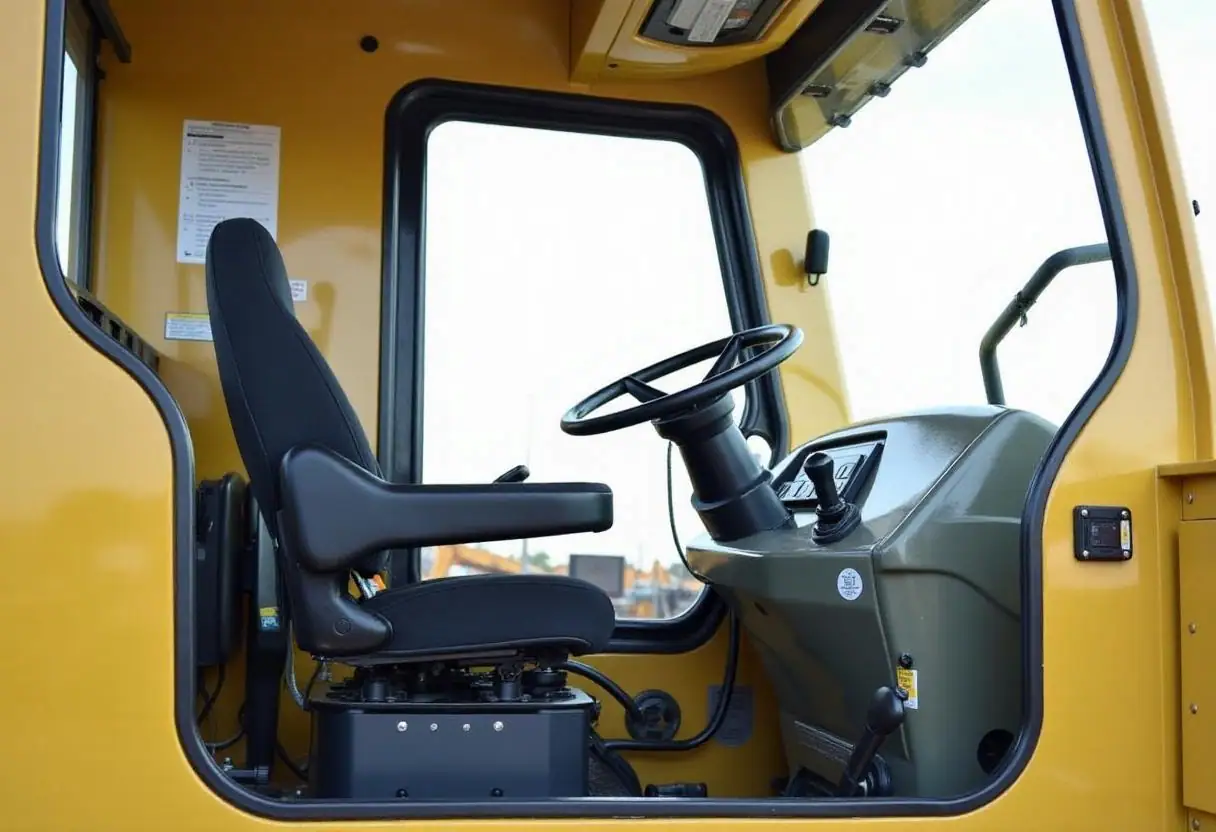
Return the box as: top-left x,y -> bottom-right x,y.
204,217 -> 615,663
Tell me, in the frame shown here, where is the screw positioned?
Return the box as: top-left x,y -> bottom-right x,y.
898,653 -> 913,669
1081,509 -> 1089,517
1191,703 -> 1199,714
463,723 -> 471,732
1081,550 -> 1090,559
396,788 -> 409,798
1121,510 -> 1129,518
1190,623 -> 1198,634
493,721 -> 504,732
1189,492 -> 1196,504
1123,551 -> 1132,560
430,723 -> 438,732
1192,817 -> 1200,830
396,721 -> 408,732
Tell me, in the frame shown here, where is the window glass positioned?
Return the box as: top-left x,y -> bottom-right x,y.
800,0 -> 1117,428
420,121 -> 741,621
55,2 -> 93,286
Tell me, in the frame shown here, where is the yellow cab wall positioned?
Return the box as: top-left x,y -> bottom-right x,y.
86,0 -> 842,802
3,0 -> 1213,829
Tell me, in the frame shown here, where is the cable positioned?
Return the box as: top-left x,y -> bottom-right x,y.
602,610 -> 739,754
666,441 -> 697,579
204,702 -> 246,752
196,663 -> 226,726
576,440 -> 741,755
557,660 -> 646,726
276,740 -> 309,782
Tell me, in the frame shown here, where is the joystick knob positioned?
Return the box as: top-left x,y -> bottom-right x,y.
804,452 -> 846,521
804,452 -> 860,544
836,685 -> 906,797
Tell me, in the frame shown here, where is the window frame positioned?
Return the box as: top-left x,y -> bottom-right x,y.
377,79 -> 791,652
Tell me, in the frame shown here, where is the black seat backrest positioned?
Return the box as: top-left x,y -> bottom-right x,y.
204,217 -> 382,559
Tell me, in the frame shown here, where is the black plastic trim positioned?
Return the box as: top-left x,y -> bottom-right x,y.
377,79 -> 788,653
82,0 -> 130,62
27,0 -> 1137,820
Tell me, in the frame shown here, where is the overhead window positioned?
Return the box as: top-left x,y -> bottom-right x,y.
419,120 -> 744,622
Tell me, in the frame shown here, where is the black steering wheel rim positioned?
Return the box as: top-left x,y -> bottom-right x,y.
559,323 -> 803,436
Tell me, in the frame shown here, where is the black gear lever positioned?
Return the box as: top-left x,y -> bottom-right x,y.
804,452 -> 860,544
836,685 -> 906,797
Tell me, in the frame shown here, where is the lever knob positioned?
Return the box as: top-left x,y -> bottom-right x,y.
804,452 -> 845,518
836,685 -> 905,797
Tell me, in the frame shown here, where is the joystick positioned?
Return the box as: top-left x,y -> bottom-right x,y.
836,685 -> 906,797
804,452 -> 860,543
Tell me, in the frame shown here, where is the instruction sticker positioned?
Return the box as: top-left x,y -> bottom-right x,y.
176,119 -> 281,264
836,567 -> 863,601
896,667 -> 919,710
687,0 -> 734,43
290,279 -> 308,302
164,312 -> 212,342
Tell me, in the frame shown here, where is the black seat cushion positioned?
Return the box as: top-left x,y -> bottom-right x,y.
362,574 -> 615,658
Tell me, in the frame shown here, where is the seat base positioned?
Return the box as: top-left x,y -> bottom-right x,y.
308,669 -> 595,800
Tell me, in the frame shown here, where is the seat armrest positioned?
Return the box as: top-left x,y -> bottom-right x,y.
278,445 -> 614,574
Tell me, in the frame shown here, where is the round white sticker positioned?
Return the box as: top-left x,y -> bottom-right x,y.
836,568 -> 863,601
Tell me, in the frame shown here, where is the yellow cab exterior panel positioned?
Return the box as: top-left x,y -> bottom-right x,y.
1,0 -> 1211,830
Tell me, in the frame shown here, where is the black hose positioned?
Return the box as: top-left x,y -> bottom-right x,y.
558,659 -> 647,726
602,610 -> 740,753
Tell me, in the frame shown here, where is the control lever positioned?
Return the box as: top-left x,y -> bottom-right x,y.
494,464 -> 531,483
836,686 -> 905,797
804,452 -> 861,543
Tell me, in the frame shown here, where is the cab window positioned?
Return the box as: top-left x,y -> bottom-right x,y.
801,0 -> 1117,427
418,120 -> 740,621
54,0 -> 96,287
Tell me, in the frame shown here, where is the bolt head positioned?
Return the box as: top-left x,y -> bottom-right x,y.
463,723 -> 471,732
1081,509 -> 1089,517
1192,703 -> 1199,714
1192,818 -> 1201,830
493,720 -> 504,732
430,723 -> 438,731
1081,550 -> 1090,559
1190,623 -> 1198,634
396,721 -> 408,732
1121,510 -> 1129,518
1189,492 -> 1196,504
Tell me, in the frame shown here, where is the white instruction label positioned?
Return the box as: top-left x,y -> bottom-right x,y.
290,279 -> 308,302
176,119 -> 281,264
688,0 -> 734,42
164,312 -> 213,342
836,567 -> 863,601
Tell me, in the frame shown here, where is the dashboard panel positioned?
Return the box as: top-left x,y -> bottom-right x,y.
684,405 -> 1056,799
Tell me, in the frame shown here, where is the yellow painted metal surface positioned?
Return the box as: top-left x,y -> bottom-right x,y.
0,0 -> 1211,830
1179,518 -> 1216,815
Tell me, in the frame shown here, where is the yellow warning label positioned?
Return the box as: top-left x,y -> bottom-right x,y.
259,606 -> 278,617
896,667 -> 919,710
1120,519 -> 1131,551
164,312 -> 213,342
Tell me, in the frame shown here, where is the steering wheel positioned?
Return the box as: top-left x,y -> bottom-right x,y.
560,324 -> 803,436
